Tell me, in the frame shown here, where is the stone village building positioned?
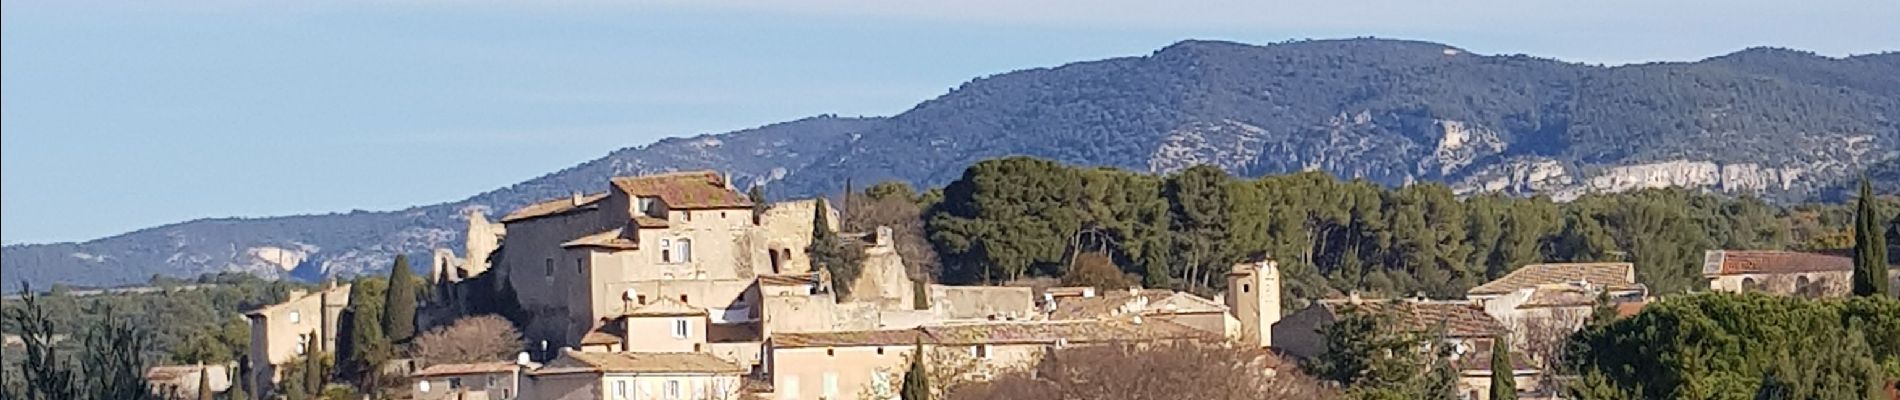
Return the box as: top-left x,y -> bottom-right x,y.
242,282 -> 350,397
1702,249 -> 1900,297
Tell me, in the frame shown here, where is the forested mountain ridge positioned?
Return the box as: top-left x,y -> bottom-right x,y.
6,38 -> 1898,292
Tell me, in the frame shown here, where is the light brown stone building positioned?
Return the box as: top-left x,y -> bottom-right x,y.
1702,250 -> 1900,297
147,364 -> 231,400
525,350 -> 747,400
764,318 -> 1214,400
243,283 -> 350,397
1467,262 -> 1646,356
412,361 -> 532,400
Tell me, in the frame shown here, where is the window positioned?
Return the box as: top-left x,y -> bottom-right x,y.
448,377 -> 463,390
721,212 -> 728,219
684,211 -> 693,222
545,258 -> 554,277
826,348 -> 836,357
294,334 -> 310,355
666,380 -> 682,399
876,347 -> 885,355
1242,284 -> 1250,293
287,311 -> 301,324
660,239 -> 673,263
576,257 -> 585,275
822,373 -> 839,398
676,239 -> 693,262
1742,277 -> 1759,292
972,344 -> 991,359
680,294 -> 689,303
672,319 -> 690,338
638,295 -> 648,305
614,381 -> 629,399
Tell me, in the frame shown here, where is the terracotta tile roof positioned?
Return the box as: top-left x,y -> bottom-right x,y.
1614,301 -> 1648,318
1468,262 -> 1637,296
758,273 -> 819,287
633,216 -> 669,228
924,318 -> 1212,345
624,298 -> 705,317
561,228 -> 640,250
610,171 -> 750,210
1318,299 -> 1506,338
772,329 -> 931,348
580,330 -> 622,346
531,350 -> 745,376
770,319 -> 1213,348
413,362 -> 519,377
501,193 -> 607,223
1047,290 -> 1225,320
1702,250 -> 1853,276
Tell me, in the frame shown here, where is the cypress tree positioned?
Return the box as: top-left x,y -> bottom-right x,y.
384,255 -> 419,343
197,366 -> 213,400
1852,178 -> 1891,297
343,277 -> 389,390
1490,337 -> 1517,400
302,337 -> 324,397
900,340 -> 930,400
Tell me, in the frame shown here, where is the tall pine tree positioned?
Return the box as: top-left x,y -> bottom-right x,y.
1852,177 -> 1891,297
384,255 -> 419,343
900,341 -> 930,400
1490,337 -> 1517,400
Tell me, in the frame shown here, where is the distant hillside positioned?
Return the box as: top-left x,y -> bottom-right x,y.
6,38 -> 1899,292
1,116 -> 881,291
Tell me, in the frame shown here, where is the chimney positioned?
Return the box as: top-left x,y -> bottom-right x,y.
1347,291 -> 1362,305
571,191 -> 583,206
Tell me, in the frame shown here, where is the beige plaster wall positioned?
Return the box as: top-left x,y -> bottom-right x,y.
623,316 -> 706,353
412,371 -> 519,400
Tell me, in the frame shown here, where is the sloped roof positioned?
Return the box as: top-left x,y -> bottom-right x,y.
624,298 -> 705,317
1703,250 -> 1853,276
501,193 -> 608,223
413,362 -> 520,377
770,319 -> 1213,349
1468,262 -> 1636,296
610,171 -> 750,210
580,330 -> 622,346
758,273 -> 819,287
530,350 -> 744,376
1047,290 -> 1226,320
562,228 -> 639,250
1317,299 -> 1506,338
772,329 -> 930,348
1519,284 -> 1601,309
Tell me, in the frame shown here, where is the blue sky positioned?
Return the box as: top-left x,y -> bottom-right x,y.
4,1 -> 1897,244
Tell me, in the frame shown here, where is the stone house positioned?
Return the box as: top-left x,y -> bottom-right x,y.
763,318 -> 1214,400
1271,296 -> 1536,400
412,361 -> 532,400
146,364 -> 230,399
524,350 -> 747,400
242,282 -> 349,397
1702,250 -> 1900,297
1466,262 -> 1645,358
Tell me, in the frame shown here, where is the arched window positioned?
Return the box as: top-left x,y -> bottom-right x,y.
1741,277 -> 1759,293
1795,276 -> 1813,298
676,239 -> 693,263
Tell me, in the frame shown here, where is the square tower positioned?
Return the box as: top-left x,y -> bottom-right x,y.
1225,257 -> 1281,349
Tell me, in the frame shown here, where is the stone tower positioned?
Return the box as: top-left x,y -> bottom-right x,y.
1224,257 -> 1281,349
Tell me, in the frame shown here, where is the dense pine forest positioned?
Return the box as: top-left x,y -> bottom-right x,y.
903,157 -> 1894,308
